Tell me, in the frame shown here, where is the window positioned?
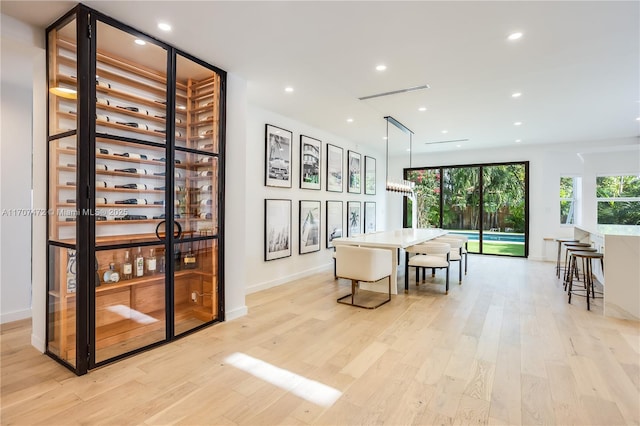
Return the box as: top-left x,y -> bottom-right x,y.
560,176 -> 578,225
596,175 -> 640,225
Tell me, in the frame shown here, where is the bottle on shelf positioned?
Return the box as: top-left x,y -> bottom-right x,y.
115,183 -> 147,190
183,244 -> 197,270
114,168 -> 147,174
115,152 -> 148,160
103,262 -> 120,284
146,248 -> 157,275
115,198 -> 148,205
135,247 -> 144,277
122,250 -> 133,280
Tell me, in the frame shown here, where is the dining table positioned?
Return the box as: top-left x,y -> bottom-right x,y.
332,228 -> 447,294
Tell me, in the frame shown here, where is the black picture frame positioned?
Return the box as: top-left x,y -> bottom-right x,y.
265,124 -> 292,188
326,144 -> 343,192
347,201 -> 361,237
347,150 -> 361,193
364,201 -> 376,233
299,200 -> 321,254
300,135 -> 321,190
364,156 -> 376,195
264,199 -> 292,261
326,200 -> 343,248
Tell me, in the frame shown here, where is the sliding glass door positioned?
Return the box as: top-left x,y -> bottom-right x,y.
406,161 -> 528,257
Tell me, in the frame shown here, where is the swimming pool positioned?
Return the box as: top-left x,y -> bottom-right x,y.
448,231 -> 525,243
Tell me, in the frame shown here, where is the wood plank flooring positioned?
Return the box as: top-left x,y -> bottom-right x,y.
2,256 -> 639,425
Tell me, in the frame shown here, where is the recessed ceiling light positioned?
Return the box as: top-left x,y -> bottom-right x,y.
441,130 -> 448,134
513,121 -> 522,126
515,139 -> 522,143
347,118 -> 354,123
376,64 -> 387,71
507,32 -> 523,41
512,92 -> 522,98
405,148 -> 411,152
636,117 -> 640,121
382,136 -> 388,140
284,87 -> 294,93
418,107 -> 427,112
134,39 -> 146,46
158,22 -> 172,31
456,145 -> 462,148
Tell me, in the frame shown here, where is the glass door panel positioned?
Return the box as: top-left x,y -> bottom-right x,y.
442,167 -> 481,253
95,21 -> 168,144
47,245 -> 77,367
406,168 -> 441,228
94,244 -> 166,363
481,165 -> 526,257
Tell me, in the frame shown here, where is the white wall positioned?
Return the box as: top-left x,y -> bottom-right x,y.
244,105 -> 386,293
388,138 -> 640,261
1,15 -> 45,328
223,73 -> 249,320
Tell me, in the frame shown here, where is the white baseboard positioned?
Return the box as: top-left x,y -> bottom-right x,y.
246,263 -> 332,295
528,256 -> 554,262
225,305 -> 248,321
0,308 -> 31,324
31,333 -> 45,352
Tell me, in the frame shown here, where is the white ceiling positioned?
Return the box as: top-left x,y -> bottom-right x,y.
2,1 -> 639,155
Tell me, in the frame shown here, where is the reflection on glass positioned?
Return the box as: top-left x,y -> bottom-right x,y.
95,21 -> 167,143
49,136 -> 77,243
47,245 -> 77,367
406,168 -> 441,228
94,244 -> 166,363
176,54 -> 220,153
174,238 -> 218,335
48,17 -> 77,135
175,152 -> 218,235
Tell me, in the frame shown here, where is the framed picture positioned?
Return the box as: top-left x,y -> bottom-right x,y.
326,201 -> 343,248
326,144 -> 343,192
347,201 -> 361,237
365,156 -> 376,195
300,135 -> 321,190
265,124 -> 292,188
347,150 -> 361,193
364,201 -> 376,233
299,200 -> 321,254
264,199 -> 291,261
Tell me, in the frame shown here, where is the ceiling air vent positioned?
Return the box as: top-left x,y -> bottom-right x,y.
358,84 -> 429,101
424,138 -> 469,145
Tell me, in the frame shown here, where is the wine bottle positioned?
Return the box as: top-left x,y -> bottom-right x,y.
96,198 -> 107,205
200,171 -> 212,177
96,97 -> 110,106
96,79 -> 111,89
146,248 -> 157,275
122,250 -> 132,280
200,199 -> 212,206
95,180 -> 111,188
96,164 -> 108,171
200,184 -> 212,191
115,198 -> 147,205
200,212 -> 212,220
96,114 -> 111,122
154,186 -> 166,191
115,183 -> 147,190
97,148 -> 111,155
199,143 -> 214,150
116,152 -> 148,160
135,248 -> 144,277
115,168 -> 147,174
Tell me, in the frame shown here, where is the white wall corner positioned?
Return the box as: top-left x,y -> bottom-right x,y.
224,305 -> 248,321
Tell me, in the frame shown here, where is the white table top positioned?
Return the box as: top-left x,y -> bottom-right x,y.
332,228 -> 447,249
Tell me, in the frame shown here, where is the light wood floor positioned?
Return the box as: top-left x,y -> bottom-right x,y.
2,256 -> 639,425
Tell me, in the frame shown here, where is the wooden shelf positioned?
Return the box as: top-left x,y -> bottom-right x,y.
97,103 -> 186,130
96,269 -> 212,294
57,185 -> 164,195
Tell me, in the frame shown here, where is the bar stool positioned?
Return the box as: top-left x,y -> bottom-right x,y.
567,251 -> 604,310
562,243 -> 592,283
563,246 -> 597,289
554,238 -> 578,277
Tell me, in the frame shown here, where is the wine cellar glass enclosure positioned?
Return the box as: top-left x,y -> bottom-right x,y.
46,5 -> 225,375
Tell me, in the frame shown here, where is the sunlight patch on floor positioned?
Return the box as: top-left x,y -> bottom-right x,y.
224,352 -> 342,407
